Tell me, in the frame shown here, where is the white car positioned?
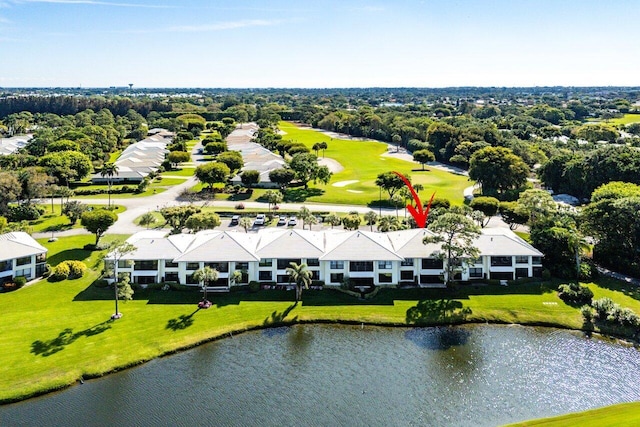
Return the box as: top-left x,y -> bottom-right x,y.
255,213 -> 266,226
277,215 -> 287,226
288,216 -> 297,226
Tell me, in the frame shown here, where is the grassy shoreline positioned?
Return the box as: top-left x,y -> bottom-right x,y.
1,235 -> 639,427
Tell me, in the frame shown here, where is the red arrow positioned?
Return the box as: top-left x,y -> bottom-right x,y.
393,171 -> 435,228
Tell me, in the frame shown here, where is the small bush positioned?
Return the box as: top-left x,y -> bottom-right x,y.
14,276 -> 27,288
580,305 -> 594,322
50,262 -> 71,281
592,297 -> 616,320
49,260 -> 87,281
248,281 -> 260,292
66,260 -> 87,279
558,282 -> 594,305
7,204 -> 43,222
235,203 -> 245,210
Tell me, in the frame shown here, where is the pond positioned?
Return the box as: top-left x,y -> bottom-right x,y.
1,325 -> 639,427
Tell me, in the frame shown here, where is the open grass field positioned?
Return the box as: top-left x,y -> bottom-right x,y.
607,113 -> 640,126
506,401 -> 640,427
588,113 -> 640,126
278,121 -> 470,206
1,235 -> 639,405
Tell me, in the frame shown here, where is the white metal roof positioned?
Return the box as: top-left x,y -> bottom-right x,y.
0,232 -> 47,260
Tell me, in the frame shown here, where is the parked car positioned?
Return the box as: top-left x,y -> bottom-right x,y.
277,215 -> 287,226
255,213 -> 266,226
288,216 -> 297,226
230,215 -> 240,225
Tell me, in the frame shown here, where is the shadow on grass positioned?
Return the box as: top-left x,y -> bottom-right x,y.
31,321 -> 111,357
47,248 -> 94,266
593,277 -> 640,302
283,188 -> 324,202
263,303 -> 298,326
166,308 -> 200,331
405,299 -> 472,325
42,223 -> 74,233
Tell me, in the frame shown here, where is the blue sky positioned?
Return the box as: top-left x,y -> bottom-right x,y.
0,0 -> 638,88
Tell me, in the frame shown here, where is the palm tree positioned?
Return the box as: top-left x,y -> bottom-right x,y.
192,266 -> 219,304
109,241 -> 136,320
100,163 -> 119,209
378,215 -> 401,232
364,211 -> 378,231
564,228 -> 590,282
286,262 -> 312,303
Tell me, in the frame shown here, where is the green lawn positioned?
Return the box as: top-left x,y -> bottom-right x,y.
607,113 -> 640,126
2,234 -> 639,404
161,167 -> 196,177
278,121 -> 470,205
506,402 -> 640,427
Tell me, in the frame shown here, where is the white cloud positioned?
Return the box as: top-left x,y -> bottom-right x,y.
169,19 -> 279,33
11,0 -> 173,8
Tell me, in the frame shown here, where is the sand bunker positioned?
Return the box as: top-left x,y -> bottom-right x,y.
333,180 -> 359,187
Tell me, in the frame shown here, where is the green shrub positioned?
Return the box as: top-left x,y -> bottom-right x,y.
65,260 -> 87,279
14,276 -> 27,288
7,204 -> 43,222
580,305 -> 594,322
592,297 -> 616,319
50,262 -> 71,281
248,281 -> 260,292
558,282 -> 594,305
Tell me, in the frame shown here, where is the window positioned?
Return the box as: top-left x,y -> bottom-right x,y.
277,258 -> 301,269
16,256 -> 31,266
421,258 -> 443,269
311,270 -> 320,280
259,259 -> 272,267
349,261 -> 373,272
378,261 -> 392,270
330,261 -> 344,269
258,271 -> 272,281
330,273 -> 344,283
515,268 -> 529,279
378,273 -> 393,283
135,275 -> 156,285
532,257 -> 543,265
0,260 -> 11,272
400,259 -> 414,267
187,262 -> 200,270
307,258 -> 320,267
134,260 -> 158,271
515,256 -> 528,264
186,274 -> 199,285
235,262 -> 249,271
491,256 -> 512,267
469,268 -> 483,279
205,262 -> 228,273
117,260 -> 129,269
276,274 -> 291,283
36,253 -> 46,263
165,260 -> 178,268
15,268 -> 31,278
164,272 -> 179,283
400,270 -> 414,281
490,271 -> 513,280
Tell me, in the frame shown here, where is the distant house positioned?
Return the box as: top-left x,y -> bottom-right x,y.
106,228 -> 543,290
226,123 -> 285,188
0,134 -> 33,156
0,232 -> 48,283
91,130 -> 173,184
